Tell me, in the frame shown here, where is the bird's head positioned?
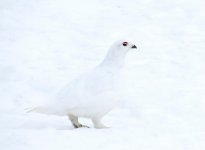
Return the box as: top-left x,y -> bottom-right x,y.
120,40 -> 137,49
101,40 -> 138,68
110,40 -> 137,53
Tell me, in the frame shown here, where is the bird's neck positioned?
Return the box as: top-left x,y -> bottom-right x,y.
99,48 -> 128,70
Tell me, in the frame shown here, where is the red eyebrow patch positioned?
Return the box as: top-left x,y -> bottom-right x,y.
122,41 -> 128,46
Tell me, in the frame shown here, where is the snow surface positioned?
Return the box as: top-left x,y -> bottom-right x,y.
1,0 -> 205,149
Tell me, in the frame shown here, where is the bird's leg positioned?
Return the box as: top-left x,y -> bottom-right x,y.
68,114 -> 89,128
92,118 -> 109,129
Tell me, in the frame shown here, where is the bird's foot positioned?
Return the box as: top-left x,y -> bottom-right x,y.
68,114 -> 89,128
92,118 -> 109,129
73,123 -> 89,128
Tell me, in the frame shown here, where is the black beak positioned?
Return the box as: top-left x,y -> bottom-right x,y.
131,45 -> 137,49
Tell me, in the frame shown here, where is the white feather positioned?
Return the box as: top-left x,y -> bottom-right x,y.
29,40 -> 137,119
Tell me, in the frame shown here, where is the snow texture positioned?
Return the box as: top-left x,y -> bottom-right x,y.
0,0 -> 205,149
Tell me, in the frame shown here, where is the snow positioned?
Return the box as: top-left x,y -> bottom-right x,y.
0,0 -> 205,149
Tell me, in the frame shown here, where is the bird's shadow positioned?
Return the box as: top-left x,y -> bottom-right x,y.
16,113 -> 95,130
13,113 -> 74,130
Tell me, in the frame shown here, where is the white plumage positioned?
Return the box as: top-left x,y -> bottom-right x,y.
29,40 -> 137,128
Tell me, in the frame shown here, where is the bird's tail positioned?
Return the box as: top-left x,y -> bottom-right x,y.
26,106 -> 53,115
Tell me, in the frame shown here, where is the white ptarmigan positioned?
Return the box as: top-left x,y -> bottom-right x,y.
28,40 -> 137,128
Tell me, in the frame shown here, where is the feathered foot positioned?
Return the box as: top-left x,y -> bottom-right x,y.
68,114 -> 89,128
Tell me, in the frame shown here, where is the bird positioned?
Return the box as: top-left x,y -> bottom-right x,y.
28,40 -> 137,129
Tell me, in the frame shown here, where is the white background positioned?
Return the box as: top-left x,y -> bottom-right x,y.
0,0 -> 205,149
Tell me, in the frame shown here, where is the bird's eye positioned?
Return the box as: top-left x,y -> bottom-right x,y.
122,42 -> 128,46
